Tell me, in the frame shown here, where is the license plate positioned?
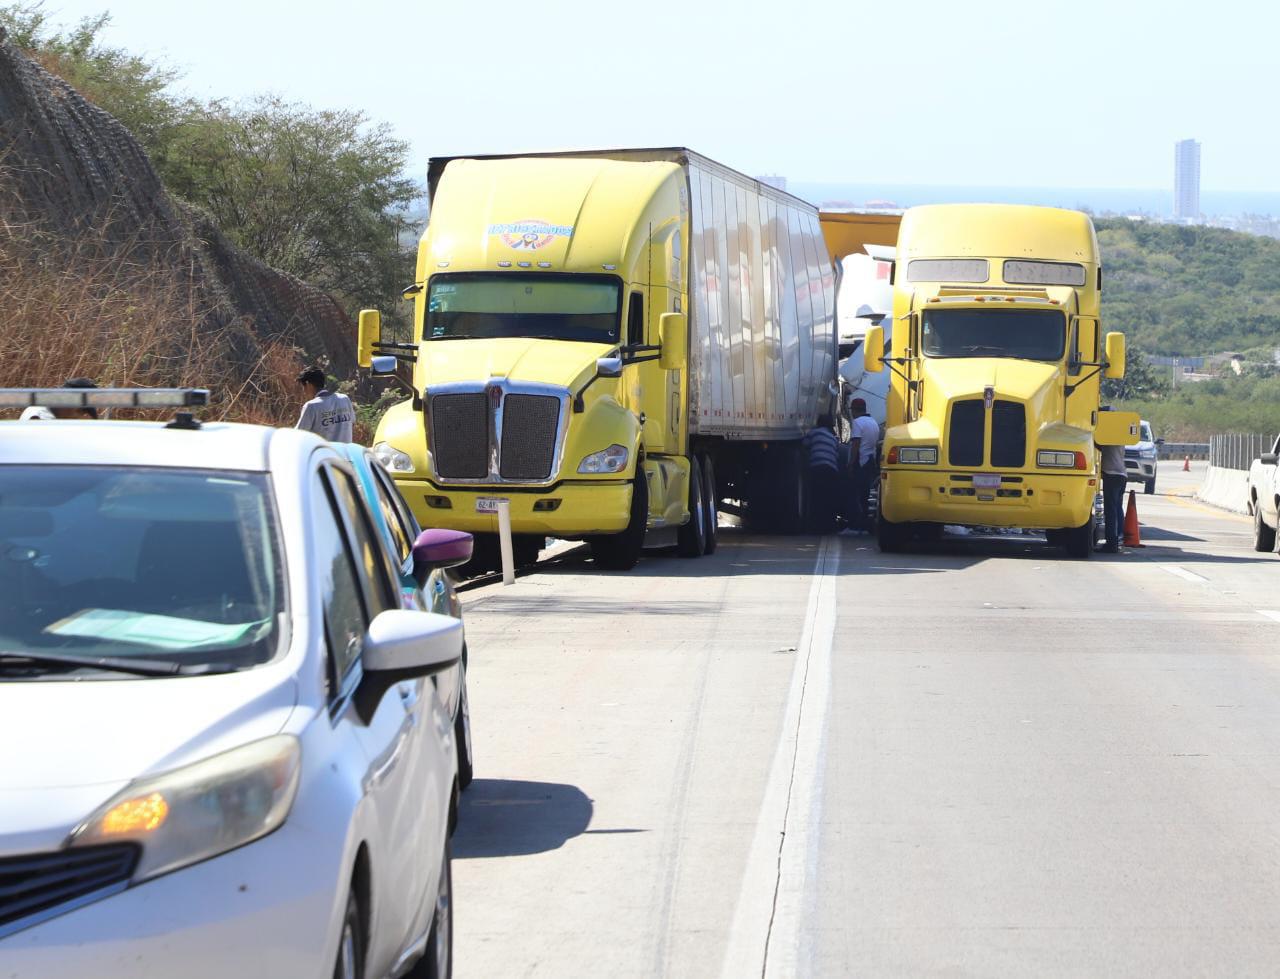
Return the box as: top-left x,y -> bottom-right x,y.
973,474 -> 1002,491
475,497 -> 509,513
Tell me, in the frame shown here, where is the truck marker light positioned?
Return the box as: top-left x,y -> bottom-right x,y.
437,262 -> 450,268
518,261 -> 532,268
538,262 -> 552,268
602,264 -> 617,271
497,261 -> 512,268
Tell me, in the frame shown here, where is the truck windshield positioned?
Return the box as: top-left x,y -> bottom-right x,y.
425,273 -> 622,343
922,308 -> 1066,362
0,466 -> 284,677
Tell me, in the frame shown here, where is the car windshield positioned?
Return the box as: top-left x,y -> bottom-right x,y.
922,308 -> 1066,362
1141,423 -> 1154,442
0,466 -> 284,676
425,273 -> 622,343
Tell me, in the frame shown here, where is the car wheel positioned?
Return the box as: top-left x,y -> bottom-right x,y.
407,840 -> 453,979
701,454 -> 718,556
454,671 -> 473,790
1144,476 -> 1156,495
333,889 -> 364,979
1255,504 -> 1277,553
677,459 -> 706,557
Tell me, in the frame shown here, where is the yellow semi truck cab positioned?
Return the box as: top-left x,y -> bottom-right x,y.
360,149 -> 835,570
863,204 -> 1130,557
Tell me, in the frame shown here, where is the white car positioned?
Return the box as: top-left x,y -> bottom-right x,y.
1123,419 -> 1163,494
0,389 -> 460,979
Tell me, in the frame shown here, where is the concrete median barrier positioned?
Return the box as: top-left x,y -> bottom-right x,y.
1197,465 -> 1250,514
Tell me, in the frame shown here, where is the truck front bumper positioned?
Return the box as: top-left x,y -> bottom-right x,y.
392,478 -> 633,537
879,468 -> 1097,530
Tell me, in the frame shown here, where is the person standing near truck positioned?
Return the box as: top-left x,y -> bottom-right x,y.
295,367 -> 354,443
804,415 -> 840,533
1099,432 -> 1128,553
847,397 -> 880,532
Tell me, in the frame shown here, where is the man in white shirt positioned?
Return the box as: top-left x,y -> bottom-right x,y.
295,367 -> 354,443
847,397 -> 881,532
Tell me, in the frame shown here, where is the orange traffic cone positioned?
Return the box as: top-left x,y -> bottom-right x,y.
1123,489 -> 1143,547
1183,455 -> 1191,472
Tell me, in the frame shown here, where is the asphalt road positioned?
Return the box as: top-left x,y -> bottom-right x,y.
453,460 -> 1280,977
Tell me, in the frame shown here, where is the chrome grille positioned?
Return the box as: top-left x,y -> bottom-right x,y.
500,394 -> 561,481
430,393 -> 489,480
948,400 -> 984,468
0,845 -> 137,937
990,400 -> 1026,468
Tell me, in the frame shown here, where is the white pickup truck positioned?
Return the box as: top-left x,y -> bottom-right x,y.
1248,434 -> 1280,552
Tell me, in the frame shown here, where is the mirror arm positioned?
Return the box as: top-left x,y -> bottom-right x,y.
882,357 -> 917,391
1064,364 -> 1105,398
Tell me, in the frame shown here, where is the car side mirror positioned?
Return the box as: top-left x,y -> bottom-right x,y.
358,309 -> 381,369
1155,437 -> 1165,446
1262,452 -> 1279,466
863,324 -> 885,373
1103,332 -> 1126,380
355,609 -> 463,723
412,528 -> 473,586
659,312 -> 686,371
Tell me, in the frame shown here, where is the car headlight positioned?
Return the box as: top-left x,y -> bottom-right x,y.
1037,449 -> 1087,469
578,444 -> 629,474
1140,447 -> 1158,459
68,735 -> 301,882
374,441 -> 415,473
897,446 -> 938,465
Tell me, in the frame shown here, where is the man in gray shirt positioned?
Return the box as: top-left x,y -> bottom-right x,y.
295,367 -> 354,443
1098,409 -> 1128,552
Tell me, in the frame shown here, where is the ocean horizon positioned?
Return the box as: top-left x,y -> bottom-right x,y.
789,183 -> 1280,219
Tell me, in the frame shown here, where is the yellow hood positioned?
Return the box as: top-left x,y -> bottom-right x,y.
923,358 -> 1062,408
416,338 -> 615,391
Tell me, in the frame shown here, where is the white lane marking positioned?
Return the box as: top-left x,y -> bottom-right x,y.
721,537 -> 839,979
1159,564 -> 1208,583
1259,610 -> 1280,623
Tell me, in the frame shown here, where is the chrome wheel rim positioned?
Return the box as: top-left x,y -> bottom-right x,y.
460,681 -> 472,766
434,865 -> 452,978
337,921 -> 357,979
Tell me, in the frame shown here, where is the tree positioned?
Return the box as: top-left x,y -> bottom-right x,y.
1102,350 -> 1169,402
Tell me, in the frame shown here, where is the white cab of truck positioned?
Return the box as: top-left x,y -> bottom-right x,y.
1248,434 -> 1280,553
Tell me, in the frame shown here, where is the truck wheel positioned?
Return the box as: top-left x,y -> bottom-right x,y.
589,472 -> 648,570
1254,505 -> 1277,552
677,461 -> 707,557
782,449 -> 809,534
1144,476 -> 1156,495
512,535 -> 544,568
1064,519 -> 1094,559
877,513 -> 909,553
701,454 -> 718,556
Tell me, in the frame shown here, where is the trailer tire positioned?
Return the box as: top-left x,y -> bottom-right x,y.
781,448 -> 809,535
677,461 -> 707,557
589,473 -> 647,570
1254,505 -> 1276,552
701,454 -> 719,556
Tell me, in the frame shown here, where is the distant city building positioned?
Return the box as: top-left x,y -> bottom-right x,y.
756,173 -> 787,191
1174,139 -> 1201,221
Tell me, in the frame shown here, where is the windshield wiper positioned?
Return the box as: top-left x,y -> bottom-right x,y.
0,651 -> 237,677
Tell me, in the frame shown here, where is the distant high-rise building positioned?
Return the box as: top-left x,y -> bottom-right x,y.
756,173 -> 787,191
1174,139 -> 1201,221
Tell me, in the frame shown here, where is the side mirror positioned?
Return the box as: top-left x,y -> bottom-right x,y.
1262,452 -> 1278,466
371,355 -> 398,376
355,610 -> 463,723
1155,437 -> 1165,446
863,324 -> 885,373
412,528 -> 473,586
659,312 -> 687,371
596,356 -> 623,379
1103,332 -> 1126,379
357,309 -> 382,369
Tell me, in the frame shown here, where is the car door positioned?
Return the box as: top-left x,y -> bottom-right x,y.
311,463 -> 439,970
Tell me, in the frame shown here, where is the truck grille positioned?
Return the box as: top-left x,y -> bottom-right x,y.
430,393 -> 489,480
499,394 -> 561,481
0,845 -> 137,936
990,401 -> 1026,468
948,400 -> 984,467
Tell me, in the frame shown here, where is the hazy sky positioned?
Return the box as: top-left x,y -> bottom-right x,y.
36,0 -> 1277,191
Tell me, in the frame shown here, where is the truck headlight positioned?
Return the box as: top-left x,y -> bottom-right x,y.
897,446 -> 938,465
578,444 -> 629,474
1037,450 -> 1087,469
374,441 -> 415,473
68,735 -> 301,882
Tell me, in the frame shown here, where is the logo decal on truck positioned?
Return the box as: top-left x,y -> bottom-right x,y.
488,220 -> 574,250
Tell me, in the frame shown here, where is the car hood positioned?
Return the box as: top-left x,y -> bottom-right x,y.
419,337 -> 614,391
0,669 -> 299,850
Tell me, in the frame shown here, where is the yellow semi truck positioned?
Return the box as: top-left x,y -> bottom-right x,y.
359,148 -> 836,570
863,204 -> 1132,557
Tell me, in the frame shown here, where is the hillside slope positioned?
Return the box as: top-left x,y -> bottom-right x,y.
0,29 -> 356,402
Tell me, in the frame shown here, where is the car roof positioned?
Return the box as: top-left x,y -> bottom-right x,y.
0,419 -> 325,471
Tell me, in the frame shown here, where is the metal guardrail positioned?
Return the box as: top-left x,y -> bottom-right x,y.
1162,442 -> 1210,461
1208,433 -> 1279,471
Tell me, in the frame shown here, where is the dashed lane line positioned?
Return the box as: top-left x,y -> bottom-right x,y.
1259,610 -> 1280,623
1159,564 -> 1210,583
720,536 -> 839,979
